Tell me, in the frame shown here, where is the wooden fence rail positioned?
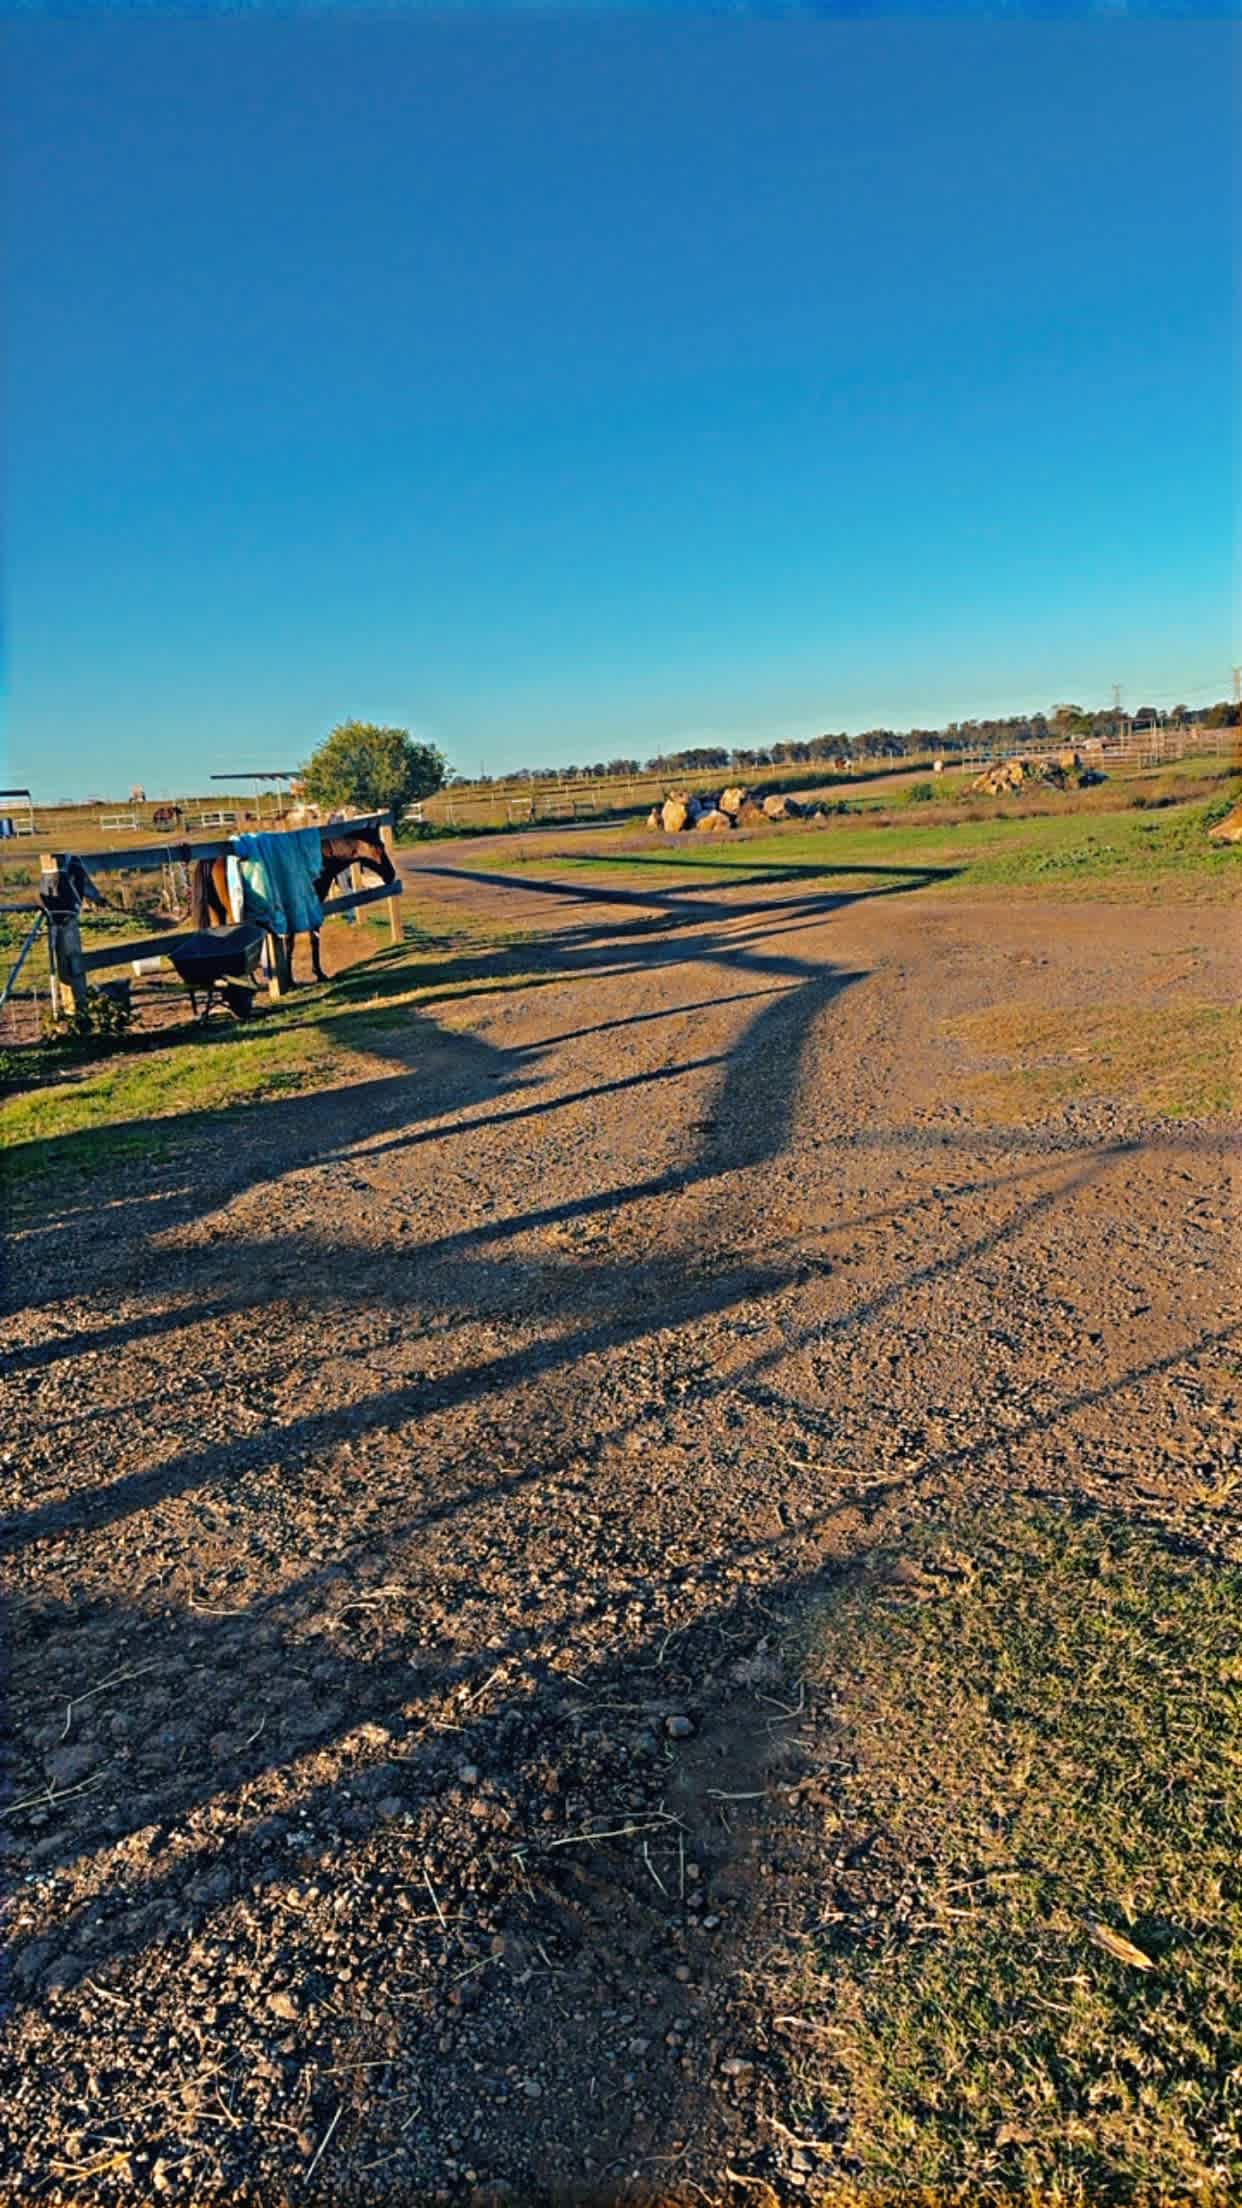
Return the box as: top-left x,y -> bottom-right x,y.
42,813 -> 401,1012
41,810 -> 392,876
73,874 -> 403,976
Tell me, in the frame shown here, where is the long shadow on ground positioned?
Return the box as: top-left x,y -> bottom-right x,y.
5,852 -> 1221,2199
7,860 -> 951,1297
3,1312 -> 1228,2199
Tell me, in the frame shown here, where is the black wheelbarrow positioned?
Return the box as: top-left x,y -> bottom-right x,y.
167,921 -> 265,1024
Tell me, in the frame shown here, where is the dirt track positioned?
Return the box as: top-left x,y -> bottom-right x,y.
3,849 -> 1238,2201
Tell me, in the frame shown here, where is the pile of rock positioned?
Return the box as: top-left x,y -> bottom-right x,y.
646,786 -> 829,834
971,749 -> 1106,797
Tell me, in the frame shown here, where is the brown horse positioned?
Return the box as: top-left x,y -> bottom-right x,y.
189,827 -> 396,984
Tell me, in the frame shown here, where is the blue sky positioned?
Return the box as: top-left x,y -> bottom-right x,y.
4,14 -> 1236,797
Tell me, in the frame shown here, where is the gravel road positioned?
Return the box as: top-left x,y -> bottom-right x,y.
2,848 -> 1237,2201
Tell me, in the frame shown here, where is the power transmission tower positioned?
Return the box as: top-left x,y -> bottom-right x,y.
1112,684 -> 1122,714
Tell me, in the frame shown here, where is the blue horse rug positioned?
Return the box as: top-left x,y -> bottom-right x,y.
231,827 -> 325,938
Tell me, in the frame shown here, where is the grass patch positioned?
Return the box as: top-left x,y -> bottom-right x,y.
943,1001 -> 1242,1122
786,1501 -> 1242,2199
1,1024 -> 355,1185
0,909 -> 551,1190
508,780 -> 1241,900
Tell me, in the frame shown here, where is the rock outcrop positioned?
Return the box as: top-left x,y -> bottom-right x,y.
972,752 -> 1106,796
646,784 -> 828,833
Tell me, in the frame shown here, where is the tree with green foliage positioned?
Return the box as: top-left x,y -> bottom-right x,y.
301,721 -> 448,816
1052,702 -> 1094,739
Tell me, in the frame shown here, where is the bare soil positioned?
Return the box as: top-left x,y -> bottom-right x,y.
2,846 -> 1237,2203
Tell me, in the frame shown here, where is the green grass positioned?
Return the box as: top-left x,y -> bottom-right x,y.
0,910 -> 549,1191
2,1022 -> 430,1198
3,1022 -> 346,1146
504,779 -> 1241,900
783,1502 -> 1242,2200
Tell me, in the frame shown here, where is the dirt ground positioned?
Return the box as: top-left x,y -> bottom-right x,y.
2,844 -> 1238,2202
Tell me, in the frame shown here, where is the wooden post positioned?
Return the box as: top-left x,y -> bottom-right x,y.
266,932 -> 292,999
40,857 -> 89,1014
48,912 -> 88,1014
40,862 -> 61,1019
381,822 -> 402,945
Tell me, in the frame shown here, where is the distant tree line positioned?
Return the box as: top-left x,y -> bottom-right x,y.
453,699 -> 1236,789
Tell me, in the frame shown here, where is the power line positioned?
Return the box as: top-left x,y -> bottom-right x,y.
1053,675 -> 1227,702
1109,681 -> 1229,704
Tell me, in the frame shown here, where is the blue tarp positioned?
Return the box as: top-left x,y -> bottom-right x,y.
231,827 -> 324,937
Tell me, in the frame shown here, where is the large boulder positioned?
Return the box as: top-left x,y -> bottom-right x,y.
661,796 -> 690,834
646,806 -> 662,830
762,793 -> 789,819
736,800 -> 768,827
695,808 -> 733,833
719,786 -> 748,817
